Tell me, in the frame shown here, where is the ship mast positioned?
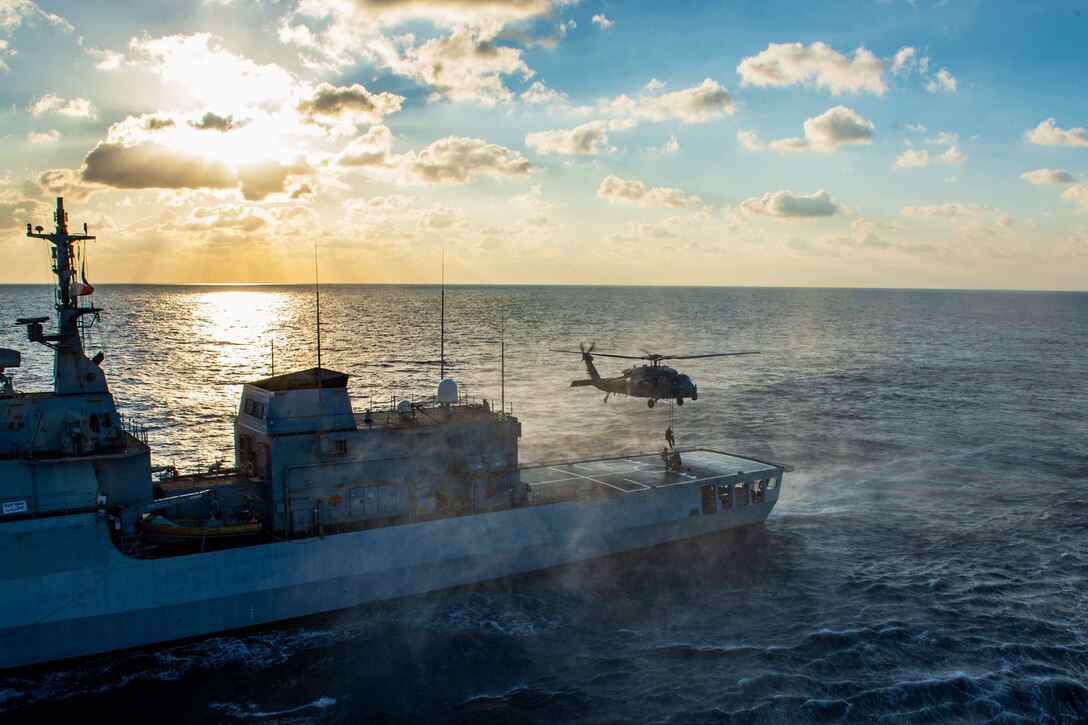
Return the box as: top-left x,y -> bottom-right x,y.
24,197 -> 107,395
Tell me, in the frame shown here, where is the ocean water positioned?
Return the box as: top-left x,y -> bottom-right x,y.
1,284 -> 1086,723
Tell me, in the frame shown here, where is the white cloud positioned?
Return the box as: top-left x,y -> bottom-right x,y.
736,129 -> 763,150
27,129 -> 60,143
926,68 -> 957,93
938,146 -> 966,165
651,134 -> 679,154
521,80 -> 567,105
28,94 -> 97,118
132,33 -> 298,111
597,175 -> 701,207
893,140 -> 966,169
766,105 -> 874,152
82,44 -> 125,70
592,13 -> 613,30
892,46 -> 916,75
1063,184 -> 1088,210
1021,168 -> 1076,185
601,77 -> 734,125
525,121 -> 613,155
0,0 -> 72,69
899,203 -> 1007,221
740,190 -> 841,217
737,42 -> 885,95
1026,118 -> 1088,147
370,28 -> 532,106
338,125 -> 396,167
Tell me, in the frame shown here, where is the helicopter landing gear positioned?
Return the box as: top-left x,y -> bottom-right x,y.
647,399 -> 655,408
603,393 -> 610,403
691,393 -> 697,401
676,397 -> 683,406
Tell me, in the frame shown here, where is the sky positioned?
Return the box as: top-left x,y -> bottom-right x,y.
0,0 -> 1086,289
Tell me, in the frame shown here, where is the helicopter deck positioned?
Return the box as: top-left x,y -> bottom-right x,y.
521,449 -> 780,505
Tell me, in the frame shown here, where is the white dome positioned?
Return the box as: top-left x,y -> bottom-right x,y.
396,399 -> 412,414
437,378 -> 458,404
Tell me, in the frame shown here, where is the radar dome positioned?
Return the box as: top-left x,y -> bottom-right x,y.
437,378 -> 458,404
396,399 -> 412,415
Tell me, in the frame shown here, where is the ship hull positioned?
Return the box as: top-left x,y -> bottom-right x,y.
0,469 -> 777,670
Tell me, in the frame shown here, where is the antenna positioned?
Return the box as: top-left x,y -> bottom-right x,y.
500,300 -> 505,415
314,238 -> 321,372
440,248 -> 445,380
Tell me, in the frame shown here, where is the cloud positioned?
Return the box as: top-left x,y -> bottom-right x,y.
370,27 -> 532,106
27,129 -> 60,143
736,129 -> 763,150
338,125 -> 396,167
650,134 -> 679,154
237,159 -> 310,201
891,46 -> 915,75
174,204 -> 270,233
766,105 -> 874,152
896,147 -> 965,168
189,111 -> 236,132
278,0 -> 566,70
296,82 -> 405,128
417,205 -> 462,229
740,190 -> 841,218
520,80 -> 567,105
1021,168 -> 1075,185
0,0 -> 72,69
926,68 -> 957,93
82,142 -> 235,191
131,33 -> 297,111
525,121 -> 613,155
36,168 -> 97,201
601,77 -> 735,124
1063,184 -> 1088,210
79,141 -> 309,200
592,13 -> 613,30
408,136 -> 533,183
143,116 -> 176,131
737,42 -> 884,95
0,190 -> 50,232
1026,118 -> 1088,147
28,94 -> 97,118
597,175 -> 701,207
899,203 -> 1008,222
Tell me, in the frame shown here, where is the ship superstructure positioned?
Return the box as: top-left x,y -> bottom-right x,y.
0,199 -> 785,670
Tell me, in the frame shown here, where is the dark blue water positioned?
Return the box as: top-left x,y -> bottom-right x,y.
1,285 -> 1086,723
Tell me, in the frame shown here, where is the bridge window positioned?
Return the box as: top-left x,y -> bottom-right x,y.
768,476 -> 779,490
244,398 -> 265,419
752,479 -> 765,503
735,481 -> 749,507
718,483 -> 733,509
700,484 -> 717,514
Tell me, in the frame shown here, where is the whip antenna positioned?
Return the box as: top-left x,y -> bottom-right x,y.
440,248 -> 445,380
500,300 -> 505,415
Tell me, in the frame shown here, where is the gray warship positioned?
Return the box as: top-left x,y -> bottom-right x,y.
0,199 -> 785,670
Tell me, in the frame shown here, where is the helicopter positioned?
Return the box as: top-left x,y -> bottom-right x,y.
553,343 -> 759,407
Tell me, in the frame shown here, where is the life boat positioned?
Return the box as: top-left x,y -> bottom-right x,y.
137,513 -> 262,546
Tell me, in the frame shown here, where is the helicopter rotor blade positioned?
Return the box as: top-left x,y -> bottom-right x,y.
656,352 -> 761,360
